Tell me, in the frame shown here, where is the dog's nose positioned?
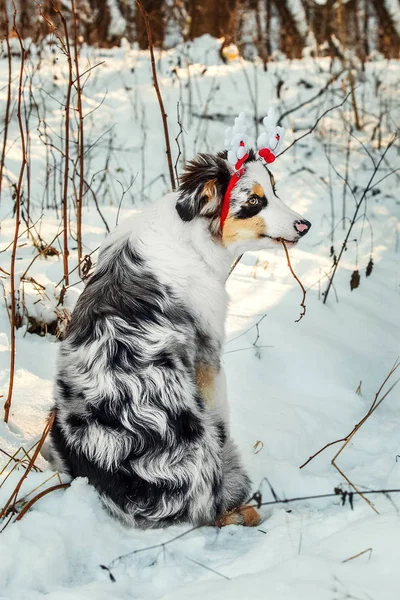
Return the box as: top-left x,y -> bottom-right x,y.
294,219 -> 311,237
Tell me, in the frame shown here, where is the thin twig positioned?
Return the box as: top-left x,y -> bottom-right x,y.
300,362 -> 399,514
4,2 -> 26,423
342,548 -> 372,563
278,88 -> 356,157
71,0 -> 84,275
277,69 -> 345,126
174,101 -> 184,183
14,483 -> 70,522
281,240 -> 307,322
107,525 -> 202,570
103,487 -> 400,579
0,411 -> 55,526
227,255 -> 242,278
331,362 -> 400,514
136,0 -> 176,190
20,230 -> 63,281
0,1 -> 12,204
58,6 -> 73,287
323,133 -> 397,304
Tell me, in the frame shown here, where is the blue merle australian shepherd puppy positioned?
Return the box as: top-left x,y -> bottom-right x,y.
47,145 -> 311,529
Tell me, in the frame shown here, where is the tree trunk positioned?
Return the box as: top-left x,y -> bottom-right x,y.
271,0 -> 305,59
189,0 -> 238,43
370,0 -> 400,58
136,0 -> 164,49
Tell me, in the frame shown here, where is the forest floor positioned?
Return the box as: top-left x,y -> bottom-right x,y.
0,36 -> 399,599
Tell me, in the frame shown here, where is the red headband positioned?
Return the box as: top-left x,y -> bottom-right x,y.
220,148 -> 276,232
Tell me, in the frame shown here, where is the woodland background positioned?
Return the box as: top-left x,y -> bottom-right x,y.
2,0 -> 400,60
0,1 -> 400,599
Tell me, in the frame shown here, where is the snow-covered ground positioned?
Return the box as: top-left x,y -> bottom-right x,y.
0,36 -> 399,599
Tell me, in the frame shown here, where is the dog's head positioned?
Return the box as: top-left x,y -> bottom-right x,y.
176,151 -> 311,255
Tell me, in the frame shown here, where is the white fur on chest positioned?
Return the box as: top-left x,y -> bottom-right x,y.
103,194 -> 232,345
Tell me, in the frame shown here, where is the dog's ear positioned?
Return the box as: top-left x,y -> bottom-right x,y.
176,154 -> 232,222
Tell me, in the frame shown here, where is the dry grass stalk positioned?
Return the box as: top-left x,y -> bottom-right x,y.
0,446 -> 40,497
301,358 -> 399,469
174,101 -> 184,183
15,482 -> 70,522
0,443 -> 42,480
278,88 -> 355,158
36,3 -> 73,288
281,240 -> 307,322
4,1 -> 27,423
227,255 -> 242,278
300,358 -> 400,513
0,449 -> 68,526
55,245 -> 99,288
71,0 -> 84,274
0,0 -> 12,203
136,0 -> 176,191
20,231 -> 62,281
57,5 -> 73,287
323,133 -> 398,304
253,441 -> 264,454
0,411 -> 55,525
342,547 -> 372,563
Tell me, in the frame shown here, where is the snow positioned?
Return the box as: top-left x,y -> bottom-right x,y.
1,37 -> 400,599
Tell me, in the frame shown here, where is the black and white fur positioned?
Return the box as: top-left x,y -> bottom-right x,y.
48,151 -> 311,528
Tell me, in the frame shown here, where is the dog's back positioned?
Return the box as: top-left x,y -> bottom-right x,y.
48,195 -> 251,528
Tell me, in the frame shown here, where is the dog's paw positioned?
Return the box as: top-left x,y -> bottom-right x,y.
216,505 -> 262,528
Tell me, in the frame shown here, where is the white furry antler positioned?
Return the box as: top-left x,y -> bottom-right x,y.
224,112 -> 252,167
257,107 -> 285,163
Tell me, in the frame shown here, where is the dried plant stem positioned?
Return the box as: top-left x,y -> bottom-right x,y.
55,245 -> 99,288
278,88 -> 355,158
342,548 -> 372,563
0,1 -> 12,203
300,359 -> 400,470
323,133 -> 397,304
136,0 -> 176,191
277,69 -> 345,126
71,0 -> 84,274
4,3 -> 26,424
0,411 -> 55,525
104,488 -> 400,579
300,359 -> 400,512
281,240 -> 307,322
331,360 -> 399,514
14,483 -> 70,522
174,101 -> 184,183
55,5 -> 73,287
20,230 -> 63,281
227,255 -> 242,279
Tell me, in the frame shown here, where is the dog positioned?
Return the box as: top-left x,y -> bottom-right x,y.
47,149 -> 311,528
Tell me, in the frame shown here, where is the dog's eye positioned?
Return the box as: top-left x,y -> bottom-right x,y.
248,197 -> 260,206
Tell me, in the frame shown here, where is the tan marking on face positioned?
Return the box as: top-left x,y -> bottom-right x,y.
196,363 -> 217,407
252,183 -> 265,197
202,179 -> 217,201
222,215 -> 267,246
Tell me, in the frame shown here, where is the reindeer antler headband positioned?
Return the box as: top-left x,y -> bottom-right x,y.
220,108 -> 285,231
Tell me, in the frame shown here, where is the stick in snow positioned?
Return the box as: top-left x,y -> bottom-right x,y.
281,240 -> 307,322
